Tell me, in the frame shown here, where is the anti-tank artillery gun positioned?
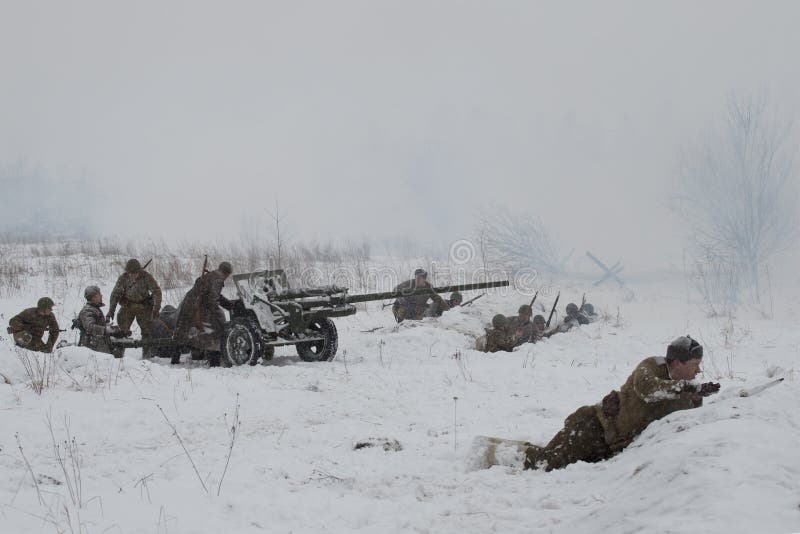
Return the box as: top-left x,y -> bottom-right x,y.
221,270 -> 509,366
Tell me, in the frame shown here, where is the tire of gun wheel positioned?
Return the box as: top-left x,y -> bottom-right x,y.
295,317 -> 338,362
221,317 -> 264,366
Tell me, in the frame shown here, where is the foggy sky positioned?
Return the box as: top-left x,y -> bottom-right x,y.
2,1 -> 799,270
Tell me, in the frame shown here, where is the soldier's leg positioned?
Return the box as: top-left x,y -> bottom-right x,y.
116,306 -> 135,332
524,406 -> 611,471
133,304 -> 154,358
132,304 -> 153,337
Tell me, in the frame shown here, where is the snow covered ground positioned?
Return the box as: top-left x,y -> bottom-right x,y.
1,265 -> 799,533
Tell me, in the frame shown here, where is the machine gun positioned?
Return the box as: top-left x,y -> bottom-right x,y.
221,270 -> 509,366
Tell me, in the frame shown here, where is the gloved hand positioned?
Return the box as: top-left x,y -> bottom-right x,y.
6,326 -> 14,334
601,390 -> 621,417
698,382 -> 721,397
105,325 -> 120,335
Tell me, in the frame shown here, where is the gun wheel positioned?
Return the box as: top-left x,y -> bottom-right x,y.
222,318 -> 264,366
295,317 -> 338,362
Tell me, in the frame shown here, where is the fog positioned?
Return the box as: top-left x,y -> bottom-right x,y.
2,0 -> 799,270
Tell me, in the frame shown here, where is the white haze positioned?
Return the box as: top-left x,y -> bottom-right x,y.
1,0 -> 799,270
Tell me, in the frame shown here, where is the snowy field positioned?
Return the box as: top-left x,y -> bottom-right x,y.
1,261 -> 799,534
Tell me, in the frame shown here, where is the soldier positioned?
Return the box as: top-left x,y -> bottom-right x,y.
426,291 -> 462,318
107,259 -> 162,357
481,314 -> 517,353
546,302 -> 589,337
175,261 -> 236,366
7,297 -> 60,353
149,305 -> 182,362
392,268 -> 448,323
78,286 -> 125,357
532,314 -> 547,342
524,336 -> 720,471
581,302 -> 598,321
508,304 -> 534,346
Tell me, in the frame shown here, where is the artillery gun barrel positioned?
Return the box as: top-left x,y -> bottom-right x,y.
345,280 -> 509,304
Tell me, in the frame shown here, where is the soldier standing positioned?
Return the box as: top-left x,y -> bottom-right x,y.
107,259 -> 162,357
392,268 -> 448,323
426,291 -> 463,318
508,304 -> 534,346
524,336 -> 720,471
175,261 -> 235,366
79,286 -> 124,357
7,297 -> 60,353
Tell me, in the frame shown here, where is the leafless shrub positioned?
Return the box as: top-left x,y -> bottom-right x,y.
15,348 -> 59,394
675,93 -> 799,303
475,208 -> 562,275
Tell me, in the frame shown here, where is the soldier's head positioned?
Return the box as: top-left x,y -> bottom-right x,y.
450,291 -> 463,305
518,304 -> 532,322
125,259 -> 141,278
492,313 -> 508,329
581,303 -> 595,316
666,335 -> 703,380
37,297 -> 55,315
565,302 -> 580,317
532,314 -> 546,330
413,268 -> 428,285
84,285 -> 103,305
217,262 -> 233,279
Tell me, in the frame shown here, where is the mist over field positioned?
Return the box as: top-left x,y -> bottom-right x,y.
2,0 -> 799,273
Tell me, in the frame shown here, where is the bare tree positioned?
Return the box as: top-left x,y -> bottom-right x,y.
676,94 -> 799,300
475,208 -> 562,274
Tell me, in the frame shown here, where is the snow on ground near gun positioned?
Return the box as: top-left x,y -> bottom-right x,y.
1,276 -> 799,533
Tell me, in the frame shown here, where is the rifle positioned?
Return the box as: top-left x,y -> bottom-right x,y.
142,258 -> 153,271
381,301 -> 394,309
545,292 -> 560,328
580,293 -> 586,309
460,293 -> 485,307
201,254 -> 209,275
529,290 -> 539,309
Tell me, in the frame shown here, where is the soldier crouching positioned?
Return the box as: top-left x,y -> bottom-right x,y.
175,261 -> 235,366
524,336 -> 720,471
7,297 -> 60,353
78,286 -> 126,358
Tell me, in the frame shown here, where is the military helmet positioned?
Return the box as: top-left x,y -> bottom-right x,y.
413,268 -> 428,277
518,304 -> 532,316
533,314 -> 546,325
666,335 -> 703,363
125,258 -> 142,274
582,303 -> 595,315
451,291 -> 463,303
566,302 -> 579,316
218,261 -> 233,275
84,285 -> 101,300
37,297 -> 55,310
492,314 -> 508,329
